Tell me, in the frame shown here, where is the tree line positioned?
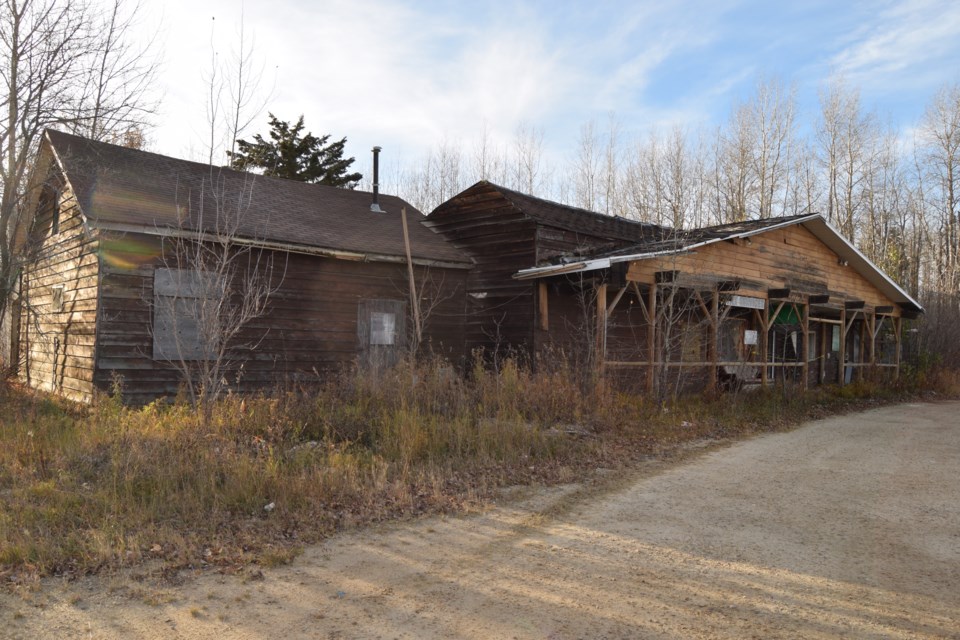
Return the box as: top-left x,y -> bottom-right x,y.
389,77 -> 960,303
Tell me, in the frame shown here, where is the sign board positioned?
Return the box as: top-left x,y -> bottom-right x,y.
727,295 -> 765,310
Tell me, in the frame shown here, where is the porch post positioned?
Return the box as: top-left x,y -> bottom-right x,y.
894,316 -> 902,379
819,322 -> 826,385
801,298 -> 809,390
646,283 -> 657,394
538,281 -> 549,332
839,306 -> 846,386
709,288 -> 719,391
595,283 -> 607,377
760,298 -> 769,387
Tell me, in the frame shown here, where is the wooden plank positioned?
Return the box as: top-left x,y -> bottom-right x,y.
839,306 -> 846,386
595,283 -> 607,373
606,284 -> 629,319
709,289 -> 719,391
801,299 -> 809,390
538,281 -> 549,331
647,283 -> 656,394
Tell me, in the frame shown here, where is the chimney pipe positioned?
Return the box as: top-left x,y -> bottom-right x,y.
371,146 -> 382,212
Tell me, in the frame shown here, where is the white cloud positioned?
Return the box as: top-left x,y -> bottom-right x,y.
828,0 -> 960,89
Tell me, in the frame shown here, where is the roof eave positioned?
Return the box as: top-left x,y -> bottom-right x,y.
513,213 -> 924,314
94,222 -> 473,270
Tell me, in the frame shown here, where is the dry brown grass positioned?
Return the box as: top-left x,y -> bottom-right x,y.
0,355 -> 953,585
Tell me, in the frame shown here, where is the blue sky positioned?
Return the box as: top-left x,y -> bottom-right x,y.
144,0 -> 960,171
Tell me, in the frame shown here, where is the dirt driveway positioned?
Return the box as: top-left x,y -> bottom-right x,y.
4,401 -> 960,639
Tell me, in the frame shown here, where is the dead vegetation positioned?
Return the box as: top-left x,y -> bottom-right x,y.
1,354 -> 957,588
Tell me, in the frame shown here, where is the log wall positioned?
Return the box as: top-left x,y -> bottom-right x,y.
94,232 -> 467,404
426,189 -> 538,355
19,181 -> 100,402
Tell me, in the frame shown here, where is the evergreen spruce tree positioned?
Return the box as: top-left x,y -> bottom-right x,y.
228,114 -> 362,188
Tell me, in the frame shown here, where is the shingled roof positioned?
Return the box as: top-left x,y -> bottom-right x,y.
44,129 -> 468,266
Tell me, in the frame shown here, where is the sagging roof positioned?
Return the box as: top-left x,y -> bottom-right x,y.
428,180 -> 668,245
44,129 -> 470,267
514,212 -> 923,314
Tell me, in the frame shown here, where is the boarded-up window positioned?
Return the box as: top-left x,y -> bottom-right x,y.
153,268 -> 219,361
358,299 -> 406,367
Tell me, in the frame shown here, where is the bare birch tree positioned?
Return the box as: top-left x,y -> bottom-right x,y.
747,76 -> 796,219
153,171 -> 282,419
817,79 -> 877,241
918,82 -> 960,291
511,121 -> 547,195
0,0 -> 156,369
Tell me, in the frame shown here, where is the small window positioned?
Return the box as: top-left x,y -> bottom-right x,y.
51,285 -> 64,312
807,331 -> 817,361
38,186 -> 60,236
49,188 -> 60,235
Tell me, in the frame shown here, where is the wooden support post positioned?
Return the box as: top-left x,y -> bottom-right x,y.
647,283 -> 657,394
400,208 -> 422,344
595,283 -> 607,377
819,322 -> 826,385
801,299 -> 809,390
868,311 -> 876,367
760,298 -> 769,387
709,288 -> 719,391
839,306 -> 846,386
894,316 -> 902,379
538,281 -> 549,332
606,284 -> 629,319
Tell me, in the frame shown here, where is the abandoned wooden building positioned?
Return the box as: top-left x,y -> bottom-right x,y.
429,181 -> 923,393
11,130 -> 469,403
8,131 -> 923,404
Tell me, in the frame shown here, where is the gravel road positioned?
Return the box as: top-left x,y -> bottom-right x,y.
4,401 -> 959,639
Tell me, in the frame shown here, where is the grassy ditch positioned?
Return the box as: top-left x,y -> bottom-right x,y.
1,358 -> 956,585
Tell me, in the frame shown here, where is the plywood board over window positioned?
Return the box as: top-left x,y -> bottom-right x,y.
358,299 -> 407,368
153,267 -> 220,361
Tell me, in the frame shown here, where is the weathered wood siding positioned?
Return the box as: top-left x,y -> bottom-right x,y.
428,187 -> 638,359
531,278 -> 647,364
19,182 -> 100,402
427,190 -> 537,355
627,225 -> 899,312
95,232 -> 467,403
